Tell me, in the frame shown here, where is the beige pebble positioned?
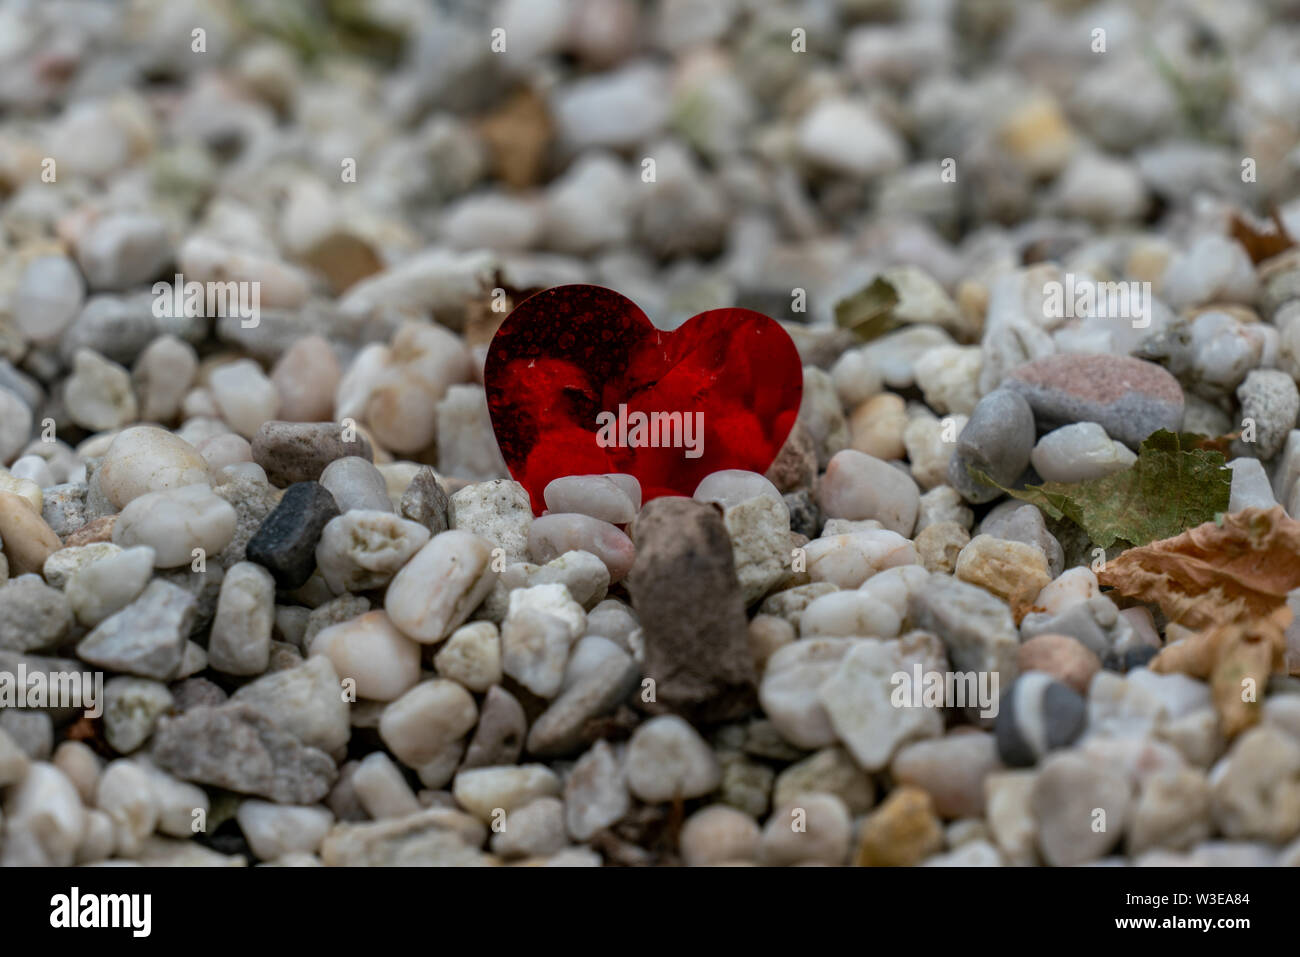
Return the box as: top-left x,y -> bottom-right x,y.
310,610 -> 423,702
1016,634 -> 1101,695
97,426 -> 210,509
914,521 -> 970,573
0,491 -> 63,576
271,335 -> 341,422
849,393 -> 907,460
210,359 -> 280,439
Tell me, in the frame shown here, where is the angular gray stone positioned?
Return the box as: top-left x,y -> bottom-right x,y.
76,579 -> 195,680
910,572 -> 1019,685
460,685 -> 526,770
626,498 -> 755,722
151,704 -> 338,803
526,646 -> 640,758
0,576 -> 73,653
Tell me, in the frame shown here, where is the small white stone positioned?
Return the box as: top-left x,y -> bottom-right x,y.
384,529 -> 498,643
4,762 -> 85,865
693,470 -> 784,510
14,256 -> 83,346
195,432 -> 253,472
319,457 -> 394,514
1228,458 -> 1278,512
209,561 -> 276,675
564,740 -> 629,840
625,715 -> 721,802
43,542 -> 122,589
379,679 -> 478,778
490,796 -> 568,859
50,741 -> 100,804
818,449 -> 920,535
0,387 -> 33,466
760,793 -> 852,866
434,621 -> 502,692
453,765 -> 562,822
680,804 -> 760,866
95,759 -> 157,858
820,639 -> 944,770
501,583 -> 586,698
759,637 -> 861,749
133,760 -> 209,838
309,610 -> 422,702
797,97 -> 904,179
112,483 -> 237,568
316,510 -> 431,594
1030,422 -> 1136,483
352,752 -> 422,819
799,589 -> 902,640
1033,567 -> 1101,615
803,530 -> 918,588
76,809 -> 116,864
134,335 -> 199,423
5,459 -> 50,498
97,426 -> 210,509
65,349 -> 138,432
210,359 -> 280,439
544,475 -> 638,524
236,800 -> 333,860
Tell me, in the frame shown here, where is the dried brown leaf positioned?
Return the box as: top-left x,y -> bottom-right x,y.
1149,606 -> 1289,738
1097,506 -> 1300,629
1099,506 -> 1300,736
1229,208 -> 1296,265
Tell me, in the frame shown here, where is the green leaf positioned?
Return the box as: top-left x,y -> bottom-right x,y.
971,429 -> 1233,549
833,277 -> 900,343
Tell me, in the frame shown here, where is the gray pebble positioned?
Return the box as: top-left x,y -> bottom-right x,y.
76,579 -> 196,680
319,456 -> 393,513
995,672 -> 1087,767
400,467 -> 449,535
947,389 -> 1035,504
0,576 -> 73,653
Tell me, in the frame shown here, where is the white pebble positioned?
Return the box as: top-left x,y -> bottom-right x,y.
210,359 -> 280,439
316,510 -> 431,594
209,562 -> 276,676
625,715 -> 721,802
1030,422 -> 1136,483
309,610 -> 422,702
235,800 -> 333,860
384,530 -> 498,643
65,545 -> 155,627
818,450 -> 920,535
433,621 -> 502,692
352,752 -> 421,819
500,583 -> 586,698
544,474 -> 638,523
693,470 -> 784,510
97,426 -> 210,509
803,530 -> 918,588
112,483 -> 237,568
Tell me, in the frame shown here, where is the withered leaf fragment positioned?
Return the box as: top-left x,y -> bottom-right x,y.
1099,506 -> 1300,736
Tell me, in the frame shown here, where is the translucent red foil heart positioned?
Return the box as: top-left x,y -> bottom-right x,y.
484,284 -> 803,514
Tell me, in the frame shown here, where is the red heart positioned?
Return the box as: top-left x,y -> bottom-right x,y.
485,284 -> 804,514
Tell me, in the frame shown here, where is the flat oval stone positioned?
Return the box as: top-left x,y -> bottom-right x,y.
245,482 -> 340,589
1003,353 -> 1184,449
